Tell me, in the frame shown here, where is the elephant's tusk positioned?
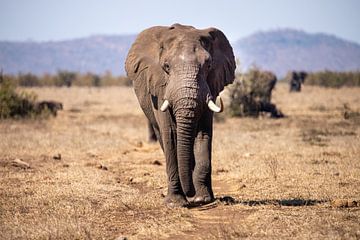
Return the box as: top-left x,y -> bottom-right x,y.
160,100 -> 170,112
208,97 -> 224,113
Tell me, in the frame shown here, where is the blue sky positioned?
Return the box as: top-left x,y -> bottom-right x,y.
0,0 -> 359,43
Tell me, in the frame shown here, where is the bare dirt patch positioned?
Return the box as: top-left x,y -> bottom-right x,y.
1,85 -> 360,239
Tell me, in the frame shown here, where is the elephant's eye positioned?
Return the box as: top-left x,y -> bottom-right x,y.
163,62 -> 170,74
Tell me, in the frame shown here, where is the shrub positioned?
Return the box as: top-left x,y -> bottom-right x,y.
227,78 -> 259,117
0,73 -> 62,119
227,67 -> 283,118
0,73 -> 38,119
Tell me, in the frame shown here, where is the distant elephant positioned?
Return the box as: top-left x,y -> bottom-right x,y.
289,71 -> 307,92
125,24 -> 235,207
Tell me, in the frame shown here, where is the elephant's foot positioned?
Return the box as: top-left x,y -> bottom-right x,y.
189,186 -> 214,206
164,193 -> 188,208
191,194 -> 214,206
193,194 -> 214,204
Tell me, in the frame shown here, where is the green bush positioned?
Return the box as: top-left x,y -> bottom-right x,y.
227,67 -> 278,117
0,73 -> 38,119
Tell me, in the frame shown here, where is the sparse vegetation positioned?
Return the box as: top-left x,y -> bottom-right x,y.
4,69 -> 360,89
305,70 -> 360,88
265,155 -> 279,181
3,71 -> 132,87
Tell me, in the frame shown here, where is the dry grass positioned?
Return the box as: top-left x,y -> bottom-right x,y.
1,84 -> 360,239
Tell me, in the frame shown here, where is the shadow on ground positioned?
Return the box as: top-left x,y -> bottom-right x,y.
217,196 -> 328,206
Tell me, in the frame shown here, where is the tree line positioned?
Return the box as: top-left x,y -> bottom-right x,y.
304,70 -> 360,88
2,70 -> 132,87
2,69 -> 360,88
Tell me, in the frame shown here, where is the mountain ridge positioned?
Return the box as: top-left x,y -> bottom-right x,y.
1,29 -> 360,77
234,29 -> 360,76
0,34 -> 137,76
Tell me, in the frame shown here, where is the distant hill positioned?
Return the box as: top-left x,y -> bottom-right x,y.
233,29 -> 360,77
1,29 -> 360,77
0,35 -> 136,75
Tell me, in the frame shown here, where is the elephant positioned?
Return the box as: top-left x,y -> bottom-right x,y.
125,24 -> 235,207
289,71 -> 307,92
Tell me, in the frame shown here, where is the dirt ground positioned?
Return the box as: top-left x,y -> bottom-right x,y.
1,83 -> 360,239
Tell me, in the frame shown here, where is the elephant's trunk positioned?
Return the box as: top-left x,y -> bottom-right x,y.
176,114 -> 197,197
167,65 -> 212,197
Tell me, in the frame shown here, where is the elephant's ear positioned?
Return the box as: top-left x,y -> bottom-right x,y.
125,26 -> 167,97
205,28 -> 236,98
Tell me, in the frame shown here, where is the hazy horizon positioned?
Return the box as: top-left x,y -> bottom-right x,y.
1,0 -> 360,44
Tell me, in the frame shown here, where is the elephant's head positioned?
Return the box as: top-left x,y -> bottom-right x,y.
126,24 -> 235,196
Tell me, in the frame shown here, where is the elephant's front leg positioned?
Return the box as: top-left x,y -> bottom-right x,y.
157,115 -> 188,207
193,110 -> 214,204
147,120 -> 157,143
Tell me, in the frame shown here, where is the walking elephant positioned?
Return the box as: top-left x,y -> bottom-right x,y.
125,24 -> 235,207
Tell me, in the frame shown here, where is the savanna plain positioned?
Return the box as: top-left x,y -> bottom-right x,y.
1,83 -> 360,239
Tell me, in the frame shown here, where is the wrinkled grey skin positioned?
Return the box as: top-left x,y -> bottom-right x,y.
147,120 -> 157,142
125,24 -> 235,207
